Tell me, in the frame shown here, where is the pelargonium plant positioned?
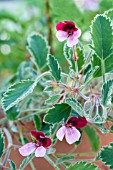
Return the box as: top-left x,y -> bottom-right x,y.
1,10 -> 113,170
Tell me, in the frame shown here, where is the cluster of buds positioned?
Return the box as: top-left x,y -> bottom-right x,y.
84,94 -> 107,123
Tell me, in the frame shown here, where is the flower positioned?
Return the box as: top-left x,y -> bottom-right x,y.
56,21 -> 81,47
56,116 -> 87,144
19,130 -> 52,157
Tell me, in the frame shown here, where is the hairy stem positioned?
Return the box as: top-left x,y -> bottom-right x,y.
101,59 -> 105,83
44,155 -> 60,170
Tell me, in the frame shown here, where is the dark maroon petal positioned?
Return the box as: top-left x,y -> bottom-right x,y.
64,21 -> 78,31
56,22 -> 65,31
30,130 -> 45,140
67,116 -> 87,128
40,137 -> 52,148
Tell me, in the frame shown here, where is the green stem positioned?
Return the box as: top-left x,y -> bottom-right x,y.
19,129 -> 25,145
101,59 -> 105,83
0,117 -> 7,125
44,155 -> 60,170
2,128 -> 13,166
29,161 -> 36,170
18,108 -> 50,121
56,152 -> 96,157
72,47 -> 79,87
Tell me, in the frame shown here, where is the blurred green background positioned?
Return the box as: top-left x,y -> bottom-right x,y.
0,0 -> 113,81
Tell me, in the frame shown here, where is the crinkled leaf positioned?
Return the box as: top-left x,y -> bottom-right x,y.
102,79 -> 113,106
0,129 -> 4,158
84,125 -> 100,152
91,14 -> 112,60
27,33 -> 49,69
63,43 -> 75,70
45,94 -> 62,104
20,153 -> 35,170
17,61 -> 37,81
66,98 -> 85,116
99,143 -> 113,169
2,80 -> 36,111
92,54 -> 113,77
5,105 -> 20,120
48,55 -> 61,82
44,103 -> 71,124
67,161 -> 99,170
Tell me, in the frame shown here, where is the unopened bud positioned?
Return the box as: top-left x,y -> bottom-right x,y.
98,104 -> 103,117
91,104 -> 97,118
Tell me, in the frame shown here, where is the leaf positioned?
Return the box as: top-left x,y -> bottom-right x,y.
27,33 -> 49,70
9,160 -> 16,170
84,125 -> 100,152
92,54 -> 113,77
56,156 -> 75,164
0,129 -> 4,158
63,43 -> 75,70
44,103 -> 71,124
91,15 -> 113,77
2,80 -> 36,111
67,161 -> 99,170
5,105 -> 20,120
104,9 -> 113,23
84,66 -> 99,83
33,115 -> 41,130
17,61 -> 37,81
20,153 -> 35,170
66,98 -> 85,116
45,94 -> 62,104
91,14 -> 112,60
76,47 -> 85,71
47,148 -> 56,155
99,143 -> 113,169
94,124 -> 109,134
102,79 -> 113,106
48,55 -> 61,82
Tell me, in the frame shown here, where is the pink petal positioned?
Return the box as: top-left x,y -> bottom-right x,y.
19,142 -> 36,156
35,146 -> 46,157
56,126 -> 66,141
65,127 -> 81,144
56,31 -> 68,42
67,35 -> 78,47
74,29 -> 81,38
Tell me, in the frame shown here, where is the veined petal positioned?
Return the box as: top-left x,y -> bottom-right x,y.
35,146 -> 46,157
19,142 -> 36,157
65,127 -> 81,144
56,126 -> 66,141
56,31 -> 68,42
74,29 -> 81,38
67,35 -> 78,47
